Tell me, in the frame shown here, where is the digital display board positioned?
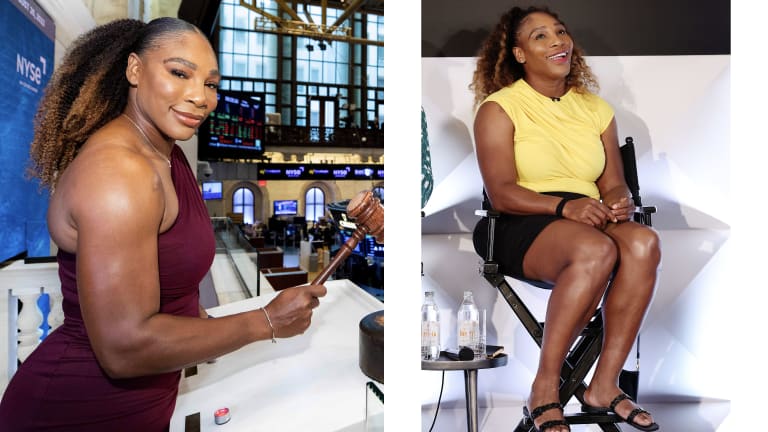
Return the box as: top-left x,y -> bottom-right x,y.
257,163 -> 384,181
198,91 -> 265,160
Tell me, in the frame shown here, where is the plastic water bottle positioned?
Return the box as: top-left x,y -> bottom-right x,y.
421,291 -> 440,360
457,291 -> 480,358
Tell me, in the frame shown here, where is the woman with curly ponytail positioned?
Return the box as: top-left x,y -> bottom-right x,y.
1,17 -> 326,430
470,7 -> 659,432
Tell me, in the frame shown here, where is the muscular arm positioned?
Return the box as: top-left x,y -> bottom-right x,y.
474,101 -> 562,215
70,149 -> 271,379
596,118 -> 633,222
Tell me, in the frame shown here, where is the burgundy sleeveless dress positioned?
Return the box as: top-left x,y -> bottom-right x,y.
0,146 -> 215,431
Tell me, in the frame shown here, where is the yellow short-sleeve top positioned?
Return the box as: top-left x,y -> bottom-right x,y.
482,79 -> 614,200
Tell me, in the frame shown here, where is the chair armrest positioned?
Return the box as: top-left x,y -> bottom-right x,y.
475,209 -> 500,218
635,205 -> 657,214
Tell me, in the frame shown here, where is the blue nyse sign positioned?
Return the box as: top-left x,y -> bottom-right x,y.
0,0 -> 54,261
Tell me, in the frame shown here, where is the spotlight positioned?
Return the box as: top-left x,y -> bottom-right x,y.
318,41 -> 327,51
306,44 -> 314,52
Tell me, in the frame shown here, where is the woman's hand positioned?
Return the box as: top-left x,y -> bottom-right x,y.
263,284 -> 327,338
604,196 -> 634,222
561,197 -> 615,228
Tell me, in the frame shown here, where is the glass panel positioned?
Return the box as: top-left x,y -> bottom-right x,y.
221,53 -> 233,76
256,82 -> 265,92
220,29 -> 234,52
309,99 -> 320,127
267,83 -> 276,92
234,54 -> 248,76
244,189 -> 254,205
264,34 -> 278,56
337,67 -> 348,85
296,60 -> 308,81
230,80 -> 242,91
297,96 -> 306,106
282,59 -> 292,80
249,32 -> 261,56
297,107 -> 306,118
220,4 -> 234,28
249,57 -> 260,77
266,94 -> 276,105
297,85 -> 306,94
242,81 -> 253,92
281,84 -> 291,103
281,107 -> 291,124
337,42 -> 349,62
234,31 -> 248,53
324,100 -> 335,126
264,59 -> 277,79
366,66 -> 377,86
310,62 -> 321,82
319,86 -> 328,97
324,63 -> 335,84
234,5 -> 249,28
367,45 -> 378,67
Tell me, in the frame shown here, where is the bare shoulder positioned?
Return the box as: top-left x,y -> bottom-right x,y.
54,123 -> 165,239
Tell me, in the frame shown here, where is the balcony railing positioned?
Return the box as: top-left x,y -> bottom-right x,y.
1,259 -> 61,382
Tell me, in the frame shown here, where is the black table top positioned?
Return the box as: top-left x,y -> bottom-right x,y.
421,348 -> 508,371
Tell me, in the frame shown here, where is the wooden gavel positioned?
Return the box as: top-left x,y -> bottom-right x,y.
311,190 -> 384,285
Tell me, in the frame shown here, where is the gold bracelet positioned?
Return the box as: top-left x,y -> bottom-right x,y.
261,307 -> 277,343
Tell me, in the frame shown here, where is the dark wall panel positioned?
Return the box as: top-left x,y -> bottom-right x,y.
422,0 -> 730,57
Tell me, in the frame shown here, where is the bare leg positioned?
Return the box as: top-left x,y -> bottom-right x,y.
521,220 -> 617,432
583,221 -> 660,427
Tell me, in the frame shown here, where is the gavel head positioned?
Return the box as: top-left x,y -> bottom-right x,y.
347,190 -> 384,243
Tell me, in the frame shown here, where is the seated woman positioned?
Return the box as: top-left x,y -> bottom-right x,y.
470,6 -> 660,432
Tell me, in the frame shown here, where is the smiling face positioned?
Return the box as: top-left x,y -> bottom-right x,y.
127,31 -> 220,141
512,11 -> 573,81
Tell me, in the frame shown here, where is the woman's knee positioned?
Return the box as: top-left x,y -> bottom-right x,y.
623,226 -> 661,267
570,234 -> 617,277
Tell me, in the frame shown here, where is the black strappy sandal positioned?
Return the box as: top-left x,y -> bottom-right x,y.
523,402 -> 570,432
582,393 -> 659,431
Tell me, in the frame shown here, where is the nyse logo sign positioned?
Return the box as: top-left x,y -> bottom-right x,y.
16,53 -> 47,92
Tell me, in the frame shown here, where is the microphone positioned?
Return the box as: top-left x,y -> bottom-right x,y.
551,97 -> 560,102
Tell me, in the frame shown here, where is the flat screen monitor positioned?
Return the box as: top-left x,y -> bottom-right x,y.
201,181 -> 223,200
197,90 -> 266,160
273,199 -> 298,216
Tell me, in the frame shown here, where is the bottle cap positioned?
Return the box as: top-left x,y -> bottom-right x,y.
214,407 -> 231,425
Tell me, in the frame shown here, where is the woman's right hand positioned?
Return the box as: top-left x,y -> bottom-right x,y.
561,197 -> 615,228
262,284 -> 327,338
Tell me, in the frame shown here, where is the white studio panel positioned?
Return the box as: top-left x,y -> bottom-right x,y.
420,55 -> 732,410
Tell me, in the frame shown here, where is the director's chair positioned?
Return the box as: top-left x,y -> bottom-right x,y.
475,137 -> 655,431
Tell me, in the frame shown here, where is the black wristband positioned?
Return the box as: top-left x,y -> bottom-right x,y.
555,198 -> 569,218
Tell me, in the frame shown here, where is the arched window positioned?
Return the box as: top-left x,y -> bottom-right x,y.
305,187 -> 325,222
233,187 -> 254,225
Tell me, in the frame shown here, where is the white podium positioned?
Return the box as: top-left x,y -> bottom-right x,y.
170,279 -> 383,431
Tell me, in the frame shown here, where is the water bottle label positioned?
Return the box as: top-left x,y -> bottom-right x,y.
421,321 -> 439,345
457,321 -> 478,347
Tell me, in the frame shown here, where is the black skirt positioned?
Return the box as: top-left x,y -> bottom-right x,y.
472,191 -> 587,281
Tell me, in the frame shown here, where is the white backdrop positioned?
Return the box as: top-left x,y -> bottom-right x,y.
420,55 -> 733,412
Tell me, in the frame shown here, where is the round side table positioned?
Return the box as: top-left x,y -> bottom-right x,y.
422,351 -> 508,432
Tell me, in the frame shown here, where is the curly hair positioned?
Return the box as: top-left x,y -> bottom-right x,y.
28,17 -> 203,189
470,6 -> 599,107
